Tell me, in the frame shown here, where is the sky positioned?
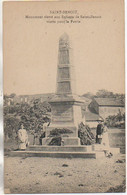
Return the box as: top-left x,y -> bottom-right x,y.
3,0 -> 125,95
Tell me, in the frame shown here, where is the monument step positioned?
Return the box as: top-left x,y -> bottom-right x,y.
5,151 -> 100,158
27,145 -> 93,152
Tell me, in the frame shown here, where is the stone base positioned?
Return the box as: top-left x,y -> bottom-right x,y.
4,143 -> 120,159
42,137 -> 80,146
5,150 -> 97,158
4,149 -> 105,159
28,145 -> 93,152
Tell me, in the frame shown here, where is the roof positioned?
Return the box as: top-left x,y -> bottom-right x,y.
84,111 -> 103,121
80,96 -> 92,105
94,98 -> 124,107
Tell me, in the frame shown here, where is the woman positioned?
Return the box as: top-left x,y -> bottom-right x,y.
101,124 -> 113,157
18,124 -> 29,150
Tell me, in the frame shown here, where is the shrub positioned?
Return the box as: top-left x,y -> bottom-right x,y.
48,128 -> 73,146
49,128 -> 73,137
49,137 -> 62,146
78,123 -> 95,145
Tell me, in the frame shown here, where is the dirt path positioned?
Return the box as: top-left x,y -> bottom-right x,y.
4,154 -> 125,193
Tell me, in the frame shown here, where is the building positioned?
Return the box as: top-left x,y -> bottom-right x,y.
89,98 -> 125,120
83,111 -> 103,128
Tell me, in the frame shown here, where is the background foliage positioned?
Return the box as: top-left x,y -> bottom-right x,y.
4,98 -> 51,141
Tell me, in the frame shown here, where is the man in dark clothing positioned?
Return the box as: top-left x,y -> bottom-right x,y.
96,121 -> 104,144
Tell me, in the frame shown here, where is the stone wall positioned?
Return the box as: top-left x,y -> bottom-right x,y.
99,106 -> 125,119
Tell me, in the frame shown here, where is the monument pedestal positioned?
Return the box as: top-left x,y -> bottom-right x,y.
42,95 -> 84,146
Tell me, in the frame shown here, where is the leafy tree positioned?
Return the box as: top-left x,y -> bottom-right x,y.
82,89 -> 125,102
4,115 -> 20,141
19,99 -> 51,133
95,89 -> 114,98
105,112 -> 125,128
4,97 -> 51,141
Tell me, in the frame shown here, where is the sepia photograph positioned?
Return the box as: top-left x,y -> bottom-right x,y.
3,0 -> 125,193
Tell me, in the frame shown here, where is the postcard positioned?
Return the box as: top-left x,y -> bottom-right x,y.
3,0 -> 125,193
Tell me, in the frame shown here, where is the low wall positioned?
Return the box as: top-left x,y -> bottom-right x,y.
91,128 -> 125,154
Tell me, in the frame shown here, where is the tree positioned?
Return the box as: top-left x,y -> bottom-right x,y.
4,115 -> 20,141
95,89 -> 114,98
4,97 -> 51,142
82,90 -> 125,103
17,99 -> 51,133
105,112 -> 125,128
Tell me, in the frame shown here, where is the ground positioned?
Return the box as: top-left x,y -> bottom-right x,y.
4,128 -> 125,193
4,154 -> 125,194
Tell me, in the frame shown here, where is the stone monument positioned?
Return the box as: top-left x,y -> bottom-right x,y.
42,33 -> 85,146
9,33 -> 120,158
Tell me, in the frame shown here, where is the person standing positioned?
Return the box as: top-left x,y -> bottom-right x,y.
101,123 -> 113,157
33,131 -> 39,145
18,124 -> 29,150
96,121 -> 104,144
39,121 -> 50,145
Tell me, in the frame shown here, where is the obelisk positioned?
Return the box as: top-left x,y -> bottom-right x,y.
42,33 -> 84,146
56,33 -> 76,95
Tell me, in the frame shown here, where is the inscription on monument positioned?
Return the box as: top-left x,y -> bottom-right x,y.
52,105 -> 73,122
57,81 -> 71,94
